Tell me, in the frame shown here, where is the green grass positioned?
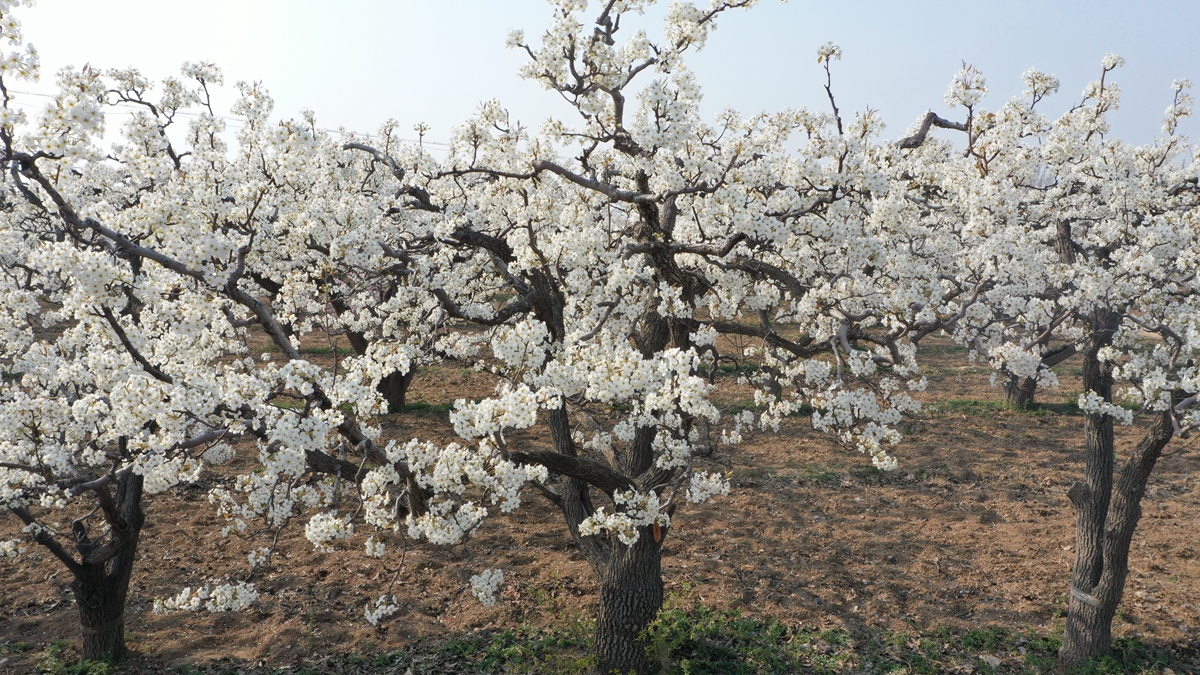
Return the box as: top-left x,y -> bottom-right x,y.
1,641 -> 34,653
725,399 -> 760,415
791,462 -> 841,486
1037,397 -> 1140,416
14,616 -> 1195,674
12,566 -> 1196,675
642,609 -> 1194,675
645,606 -> 805,674
1036,399 -> 1081,415
400,401 -> 457,416
435,623 -> 596,674
299,345 -> 356,356
38,639 -> 120,675
270,400 -> 306,411
698,362 -> 761,377
928,398 -> 1068,417
790,402 -> 816,417
921,344 -> 969,355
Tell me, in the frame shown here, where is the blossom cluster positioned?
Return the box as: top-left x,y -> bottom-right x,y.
152,581 -> 259,614
579,490 -> 672,546
364,594 -> 400,626
469,568 -> 505,606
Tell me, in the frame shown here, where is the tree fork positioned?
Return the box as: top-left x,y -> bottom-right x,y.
342,322 -> 415,413
1061,408 -> 1174,662
1003,375 -> 1038,409
378,368 -> 415,412
1060,309 -> 1174,663
72,473 -> 145,662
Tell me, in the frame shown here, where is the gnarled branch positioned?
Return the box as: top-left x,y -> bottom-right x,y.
509,450 -> 634,496
896,111 -> 969,149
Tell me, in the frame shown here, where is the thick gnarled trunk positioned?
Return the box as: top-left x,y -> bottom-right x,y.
1060,318 -> 1174,663
1062,407 -> 1172,662
377,368 -> 415,412
74,553 -> 136,661
346,330 -> 415,412
72,473 -> 145,662
593,534 -> 663,675
530,252 -> 674,673
542,403 -> 666,674
1003,375 -> 1038,408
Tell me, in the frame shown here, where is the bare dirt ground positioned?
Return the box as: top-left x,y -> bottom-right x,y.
2,336 -> 1198,672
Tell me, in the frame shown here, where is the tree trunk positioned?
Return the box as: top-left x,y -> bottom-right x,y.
1003,344 -> 1077,409
1061,408 -> 1173,662
594,533 -> 664,675
345,330 -> 369,357
545,404 -> 660,673
378,368 -> 415,413
1061,318 -> 1118,663
1059,315 -> 1174,663
344,329 -> 414,413
72,473 -> 145,662
1004,375 -> 1038,408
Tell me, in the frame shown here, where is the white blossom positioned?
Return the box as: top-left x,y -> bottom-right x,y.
469,568 -> 505,606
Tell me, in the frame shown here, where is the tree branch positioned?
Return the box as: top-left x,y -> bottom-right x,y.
1167,177 -> 1197,197
98,306 -> 174,384
432,288 -> 535,326
710,321 -> 820,358
1041,344 -> 1078,369
304,449 -> 371,483
343,142 -> 405,182
625,232 -> 747,258
8,507 -> 82,574
531,159 -> 653,203
896,111 -> 969,149
343,142 -> 442,212
509,450 -> 634,496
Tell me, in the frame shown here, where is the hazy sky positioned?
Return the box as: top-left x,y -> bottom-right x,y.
17,1 -> 1200,148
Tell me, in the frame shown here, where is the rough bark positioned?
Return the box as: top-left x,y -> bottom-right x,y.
544,399 -> 663,674
1061,314 -> 1118,662
1056,219 -> 1078,264
1003,375 -> 1038,408
72,473 -> 145,662
377,368 -> 415,412
1059,311 -> 1175,663
545,405 -> 609,567
344,329 -> 415,412
895,111 -> 969,148
1061,407 -> 1174,662
1003,344 -> 1076,409
593,533 -> 664,675
345,330 -> 369,357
